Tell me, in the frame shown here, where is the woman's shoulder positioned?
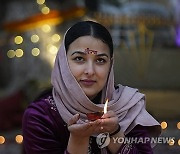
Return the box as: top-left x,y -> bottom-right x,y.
23,94 -> 66,130
24,94 -> 54,116
115,84 -> 144,97
115,84 -> 139,92
22,94 -> 69,153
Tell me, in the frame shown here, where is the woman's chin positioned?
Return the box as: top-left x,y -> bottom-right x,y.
84,92 -> 97,100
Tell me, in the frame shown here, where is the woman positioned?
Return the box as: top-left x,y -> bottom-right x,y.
22,21 -> 161,154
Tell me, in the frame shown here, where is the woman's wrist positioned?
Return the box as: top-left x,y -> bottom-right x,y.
110,124 -> 121,137
108,129 -> 125,154
67,134 -> 89,154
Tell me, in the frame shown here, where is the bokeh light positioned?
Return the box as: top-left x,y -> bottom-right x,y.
31,35 -> 39,43
37,0 -> 45,5
41,6 -> 50,14
161,121 -> 168,129
0,136 -> 5,144
15,135 -> 23,144
15,49 -> 24,57
52,34 -> 61,42
32,48 -> 40,56
178,139 -> 180,146
14,36 -> 23,44
42,24 -> 51,33
47,44 -> 58,54
177,122 -> 180,129
168,138 -> 175,146
7,50 -> 15,58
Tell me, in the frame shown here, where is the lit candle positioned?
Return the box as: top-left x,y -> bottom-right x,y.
103,99 -> 108,114
86,99 -> 109,121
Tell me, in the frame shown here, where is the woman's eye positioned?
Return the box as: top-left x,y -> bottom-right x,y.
73,56 -> 84,62
96,58 -> 106,64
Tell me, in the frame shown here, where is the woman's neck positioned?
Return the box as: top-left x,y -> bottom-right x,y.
91,92 -> 102,104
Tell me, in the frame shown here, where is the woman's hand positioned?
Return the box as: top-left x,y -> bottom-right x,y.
68,111 -> 119,137
100,110 -> 119,134
68,114 -> 103,153
67,112 -> 121,154
68,113 -> 103,138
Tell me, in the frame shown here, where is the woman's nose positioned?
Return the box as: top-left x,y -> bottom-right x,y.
84,62 -> 95,76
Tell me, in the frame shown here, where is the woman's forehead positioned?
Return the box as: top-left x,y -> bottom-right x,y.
67,36 -> 110,55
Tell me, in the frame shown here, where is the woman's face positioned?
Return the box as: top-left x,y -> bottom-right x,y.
67,36 -> 111,100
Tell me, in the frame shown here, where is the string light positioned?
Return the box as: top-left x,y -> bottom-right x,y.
15,49 -> 24,57
52,34 -> 61,42
41,6 -> 50,14
7,50 -> 15,58
178,139 -> 180,146
31,35 -> 39,43
0,136 -> 5,144
32,48 -> 40,56
47,44 -> 58,54
15,135 -> 23,144
14,36 -> 23,44
37,0 -> 45,5
41,24 -> 51,33
161,121 -> 167,129
177,122 -> 180,129
168,138 -> 175,146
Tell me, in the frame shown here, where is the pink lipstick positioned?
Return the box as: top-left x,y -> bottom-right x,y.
80,79 -> 96,86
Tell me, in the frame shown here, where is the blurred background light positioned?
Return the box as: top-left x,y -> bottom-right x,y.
14,36 -> 23,45
15,49 -> 24,57
37,0 -> 45,5
32,48 -> 40,56
168,139 -> 175,146
7,50 -> 15,58
161,121 -> 168,129
47,44 -> 58,54
15,135 -> 23,144
41,24 -> 51,33
41,6 -> 50,14
177,122 -> 180,129
0,136 -> 5,144
52,34 -> 61,42
31,35 -> 39,43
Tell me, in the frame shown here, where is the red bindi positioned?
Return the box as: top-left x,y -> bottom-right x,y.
84,48 -> 98,55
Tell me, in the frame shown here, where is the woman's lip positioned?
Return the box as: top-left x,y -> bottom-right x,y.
80,80 -> 96,86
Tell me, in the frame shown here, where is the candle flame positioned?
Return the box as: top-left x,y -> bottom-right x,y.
104,99 -> 108,114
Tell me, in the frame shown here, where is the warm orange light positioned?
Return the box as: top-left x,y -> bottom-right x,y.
161,121 -> 167,129
177,122 -> 180,129
104,99 -> 108,114
15,135 -> 23,144
178,139 -> 180,146
168,139 -> 175,146
0,136 -> 5,144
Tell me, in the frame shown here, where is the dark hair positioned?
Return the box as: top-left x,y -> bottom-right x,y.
65,21 -> 113,58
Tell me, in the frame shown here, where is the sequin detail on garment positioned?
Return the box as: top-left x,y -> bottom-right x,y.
120,143 -> 133,154
45,96 -> 57,111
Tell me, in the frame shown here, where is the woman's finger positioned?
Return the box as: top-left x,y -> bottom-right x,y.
101,110 -> 116,118
68,114 -> 80,126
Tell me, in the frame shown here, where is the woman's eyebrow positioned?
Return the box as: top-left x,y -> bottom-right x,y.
71,51 -> 109,58
96,53 -> 109,58
71,51 -> 86,56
